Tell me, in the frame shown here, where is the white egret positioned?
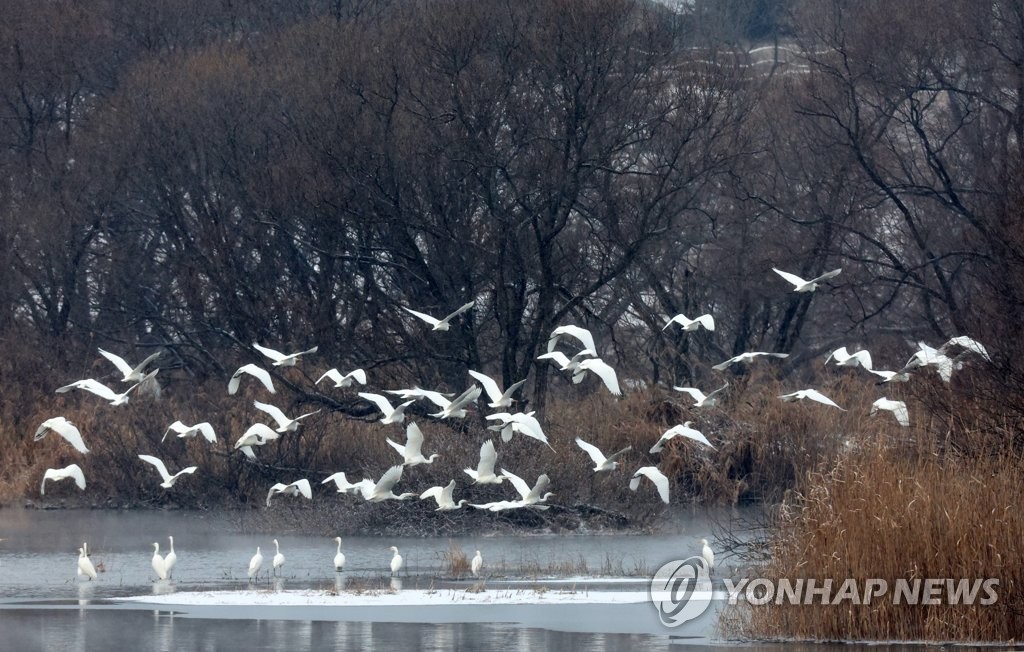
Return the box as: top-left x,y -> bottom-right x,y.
165,536 -> 177,579
537,349 -> 595,373
650,422 -> 714,453
266,478 -> 313,507
387,422 -> 439,466
357,392 -> 414,424
778,388 -> 846,410
228,363 -> 276,395
429,385 -> 483,419
97,348 -> 161,383
869,369 -> 911,384
272,539 -> 285,576
574,438 -> 631,472
358,465 -> 417,502
547,325 -> 597,355
248,546 -> 263,582
420,480 -> 468,511
673,383 -> 729,408
41,464 -> 86,495
34,417 -> 89,454
55,375 -> 151,406
137,455 -> 198,488
389,546 -> 404,575
902,341 -> 956,382
402,300 -> 475,331
386,387 -> 453,408
825,346 -> 873,370
252,343 -> 318,367
701,538 -> 715,573
151,542 -> 168,580
162,420 -> 217,444
485,411 -> 553,450
772,267 -> 842,292
471,550 -> 483,577
870,398 -> 910,427
663,313 -> 715,332
500,468 -> 554,507
322,471 -> 371,495
253,400 -> 321,432
468,370 -> 527,408
629,466 -> 670,503
78,547 -> 97,581
940,336 -> 991,362
233,423 -> 280,459
316,368 -> 367,388
463,440 -> 505,484
712,351 -> 789,371
331,537 -> 346,571
572,358 -> 621,396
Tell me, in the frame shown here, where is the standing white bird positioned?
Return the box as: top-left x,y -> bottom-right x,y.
772,267 -> 842,292
252,343 -> 318,367
825,346 -> 873,370
55,376 -> 149,406
629,466 -> 670,504
77,547 -> 97,581
233,423 -> 280,459
870,398 -> 910,427
650,422 -> 715,453
137,455 -> 198,488
164,536 -> 177,579
248,546 -> 263,582
572,358 -> 622,396
574,437 -> 632,472
333,537 -> 346,572
162,420 -> 217,444
471,550 -> 483,577
253,400 -> 321,432
358,465 -> 417,502
228,363 -> 276,395
778,389 -> 846,410
419,480 -> 467,511
357,392 -> 414,424
712,351 -> 789,371
429,385 -> 483,419
485,411 -> 554,450
701,538 -> 715,573
316,368 -> 367,388
41,464 -> 86,495
151,542 -> 168,580
266,479 -> 313,507
389,546 -> 404,575
402,301 -> 475,331
500,468 -> 554,507
34,417 -> 89,454
468,370 -> 527,408
663,313 -> 715,332
272,539 -> 285,576
463,440 -> 505,484
547,325 -> 597,355
97,348 -> 161,383
674,383 -> 729,408
387,422 -> 439,466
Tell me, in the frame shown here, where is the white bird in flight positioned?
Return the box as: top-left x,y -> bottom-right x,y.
387,422 -> 439,466
463,440 -> 505,484
266,478 -> 313,507
537,349 -> 596,373
429,385 -> 482,419
35,417 -> 89,454
870,398 -> 910,427
233,423 -> 280,459
137,455 -> 198,488
386,387 -> 453,409
868,369 -> 911,384
547,325 -> 597,355
825,346 -> 873,370
253,400 -> 321,432
402,301 -> 475,331
500,468 -> 554,508
419,480 -> 468,510
939,336 -> 991,362
358,392 -> 414,424
97,348 -> 161,383
663,313 -> 715,332
228,363 -> 276,395
468,370 -> 527,408
485,411 -> 553,450
55,376 -> 151,406
574,438 -> 631,472
321,471 -> 370,495
572,358 -> 621,396
252,343 -> 318,367
41,464 -> 86,495
712,351 -> 789,371
772,267 -> 842,292
902,341 -> 956,382
358,465 -> 417,502
650,421 -> 714,453
673,383 -> 729,408
629,466 -> 670,503
162,420 -> 217,444
316,368 -> 367,388
778,388 -> 846,410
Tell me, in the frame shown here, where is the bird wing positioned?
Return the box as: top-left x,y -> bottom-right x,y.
229,364 -> 276,395
500,378 -> 527,402
574,437 -> 607,465
537,351 -> 571,368
810,268 -> 843,284
441,300 -> 476,323
129,351 -> 162,377
891,401 -> 910,426
253,343 -> 287,363
253,401 -> 291,428
322,471 -> 350,488
468,370 -> 503,404
605,445 -> 632,463
632,466 -> 670,503
138,454 -> 172,482
195,422 -> 217,443
162,420 -> 186,442
374,465 -> 404,494
71,379 -> 120,402
348,369 -> 368,385
402,306 -> 441,326
941,336 -> 991,361
385,437 -> 406,458
419,485 -> 444,502
500,468 -> 532,500
38,417 -> 89,453
440,480 -> 456,504
317,369 -> 343,385
358,392 -> 396,416
404,422 -> 425,457
772,267 -> 808,288
707,383 -> 730,399
826,347 -> 849,365
97,348 -> 134,378
673,387 -> 708,404
291,478 -> 312,499
66,464 -> 86,490
804,389 -> 844,410
548,325 -> 596,355
663,314 -> 686,330
477,440 -> 498,476
579,359 -> 621,395
696,314 -> 715,331
853,350 -> 873,369
447,385 -> 482,412
711,356 -> 740,371
266,483 -> 287,506
526,474 -> 551,502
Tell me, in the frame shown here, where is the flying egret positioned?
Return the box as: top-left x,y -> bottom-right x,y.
471,550 -> 483,577
389,546 -> 404,575
902,342 -> 956,382
468,370 -> 527,408
429,385 -> 483,419
500,468 -> 554,507
228,363 -> 276,395
137,455 -> 198,488
825,346 -> 873,370
55,376 -> 150,406
272,539 -> 285,576
322,471 -> 371,495
387,422 -> 439,466
233,423 -> 280,459
316,368 -> 367,388
78,547 -> 97,581
97,348 -> 161,383
162,420 -> 217,444
248,546 -> 263,582
772,267 -> 842,292
574,438 -> 631,472
778,388 -> 846,410
164,536 -> 177,579
151,542 -> 168,581
252,343 -> 318,367
41,464 -> 86,495
402,301 -> 475,331
333,537 -> 346,572
34,417 -> 89,454
547,325 -> 597,355
701,538 -> 715,573
868,369 -> 911,384
358,465 -> 417,502
386,387 -> 454,408
629,466 -> 670,503
572,358 -> 622,396
537,349 -> 596,373
712,351 -> 789,371
253,400 -> 321,433
485,411 -> 554,450
357,392 -> 414,424
870,398 -> 910,427
419,480 -> 468,511
266,479 -> 313,507
464,440 -> 504,484
940,336 -> 991,362
663,313 -> 715,332
650,422 -> 714,453
674,383 -> 729,408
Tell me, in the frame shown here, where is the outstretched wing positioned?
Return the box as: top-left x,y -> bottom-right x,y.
138,454 -> 171,482
810,268 -> 843,284
441,300 -> 476,323
468,370 -> 502,404
253,401 -> 291,429
252,343 -> 287,363
229,364 -> 276,395
578,359 -> 621,395
97,348 -> 134,378
631,466 -> 669,503
476,440 -> 498,476
402,306 -> 441,327
500,467 -> 531,500
358,392 -> 397,416
772,267 -> 808,289
574,437 -> 606,465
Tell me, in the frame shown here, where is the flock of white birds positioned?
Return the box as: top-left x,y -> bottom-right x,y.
36,265 -> 991,582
